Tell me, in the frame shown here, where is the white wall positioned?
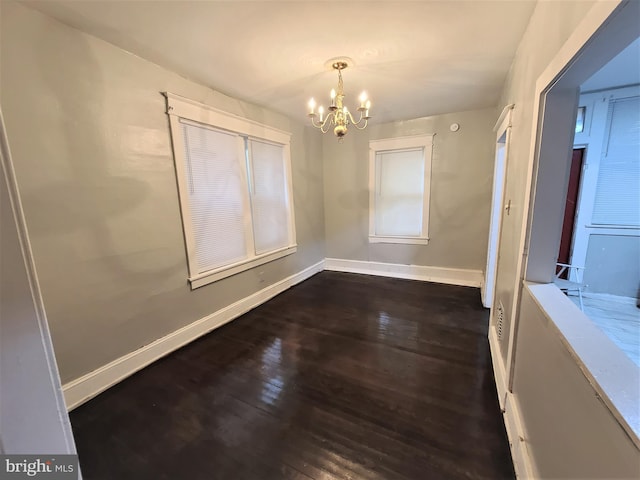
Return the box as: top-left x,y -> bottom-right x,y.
492,0 -> 598,365
323,107 -> 496,271
0,112 -> 77,454
493,0 -> 640,477
514,287 -> 639,478
0,1 -> 325,387
3,1 -> 639,475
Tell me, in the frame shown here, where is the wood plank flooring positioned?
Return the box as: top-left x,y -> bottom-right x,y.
70,271 -> 515,480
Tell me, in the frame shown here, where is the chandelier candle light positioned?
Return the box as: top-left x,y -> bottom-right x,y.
308,60 -> 371,139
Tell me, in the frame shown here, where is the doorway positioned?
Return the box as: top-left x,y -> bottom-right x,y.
483,106 -> 513,308
557,147 -> 585,277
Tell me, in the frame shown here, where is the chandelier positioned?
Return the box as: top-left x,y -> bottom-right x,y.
307,60 -> 371,139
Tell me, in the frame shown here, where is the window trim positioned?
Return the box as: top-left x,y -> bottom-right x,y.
368,134 -> 434,245
164,93 -> 296,289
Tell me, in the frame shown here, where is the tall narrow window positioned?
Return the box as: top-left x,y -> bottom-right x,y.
165,93 -> 296,289
375,148 -> 425,237
592,96 -> 640,226
182,123 -> 249,272
248,139 -> 291,254
369,134 -> 434,244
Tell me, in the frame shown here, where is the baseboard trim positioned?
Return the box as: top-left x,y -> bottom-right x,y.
504,393 -> 536,479
324,258 -> 483,287
63,260 -> 324,411
580,291 -> 638,305
489,323 -> 534,478
488,325 -> 536,479
488,326 -> 507,410
63,258 -> 483,409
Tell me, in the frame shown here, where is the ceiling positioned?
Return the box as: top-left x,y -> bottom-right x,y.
24,0 -> 538,124
581,37 -> 640,92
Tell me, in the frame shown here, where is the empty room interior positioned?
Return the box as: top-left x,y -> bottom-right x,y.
2,1 -> 640,479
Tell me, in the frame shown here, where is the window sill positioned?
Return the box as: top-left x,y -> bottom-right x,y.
189,245 -> 297,289
525,282 -> 639,447
369,235 -> 429,245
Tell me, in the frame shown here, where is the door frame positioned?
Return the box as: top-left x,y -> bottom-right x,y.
556,147 -> 586,274
482,104 -> 514,308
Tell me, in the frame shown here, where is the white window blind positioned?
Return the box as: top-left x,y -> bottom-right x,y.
592,96 -> 640,226
248,139 -> 290,254
182,122 -> 249,273
374,148 -> 425,236
166,93 -> 296,289
368,134 -> 433,245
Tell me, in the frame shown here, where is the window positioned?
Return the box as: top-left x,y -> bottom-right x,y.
368,134 -> 434,244
592,95 -> 640,226
165,93 -> 296,289
575,106 -> 586,133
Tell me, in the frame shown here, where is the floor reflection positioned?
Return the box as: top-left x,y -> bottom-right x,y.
70,272 -> 514,479
260,338 -> 285,407
568,292 -> 640,366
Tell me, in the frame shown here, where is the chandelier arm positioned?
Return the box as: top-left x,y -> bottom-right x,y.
311,113 -> 333,130
351,118 -> 369,130
344,110 -> 355,125
319,112 -> 335,133
346,110 -> 368,128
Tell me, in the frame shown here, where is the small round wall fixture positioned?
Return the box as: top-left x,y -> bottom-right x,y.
450,123 -> 460,132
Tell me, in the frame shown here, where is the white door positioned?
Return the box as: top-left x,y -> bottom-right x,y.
482,105 -> 513,308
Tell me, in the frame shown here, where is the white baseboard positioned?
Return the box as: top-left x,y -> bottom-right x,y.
489,324 -> 535,478
324,258 -> 483,287
488,326 -> 507,410
63,260 -> 324,411
504,393 -> 536,479
63,258 -> 483,410
580,291 -> 638,305
481,281 -> 488,308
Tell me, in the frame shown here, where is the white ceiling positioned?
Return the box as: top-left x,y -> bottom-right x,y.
581,37 -> 640,92
24,0 -> 537,124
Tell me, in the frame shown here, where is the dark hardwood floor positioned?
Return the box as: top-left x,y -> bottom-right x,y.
70,271 -> 515,480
